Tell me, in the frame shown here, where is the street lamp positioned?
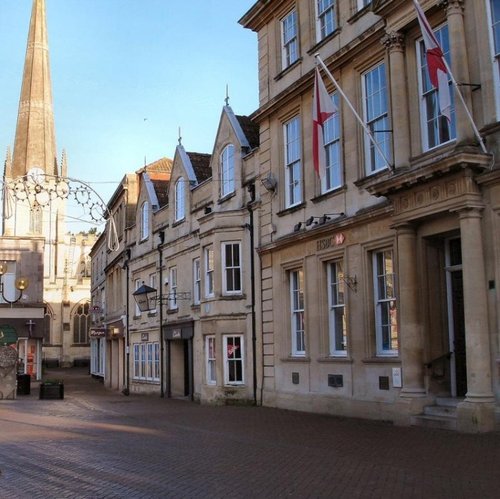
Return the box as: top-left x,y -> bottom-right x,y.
132,283 -> 157,313
0,261 -> 29,305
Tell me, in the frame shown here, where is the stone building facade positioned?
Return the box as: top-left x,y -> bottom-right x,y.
240,0 -> 500,432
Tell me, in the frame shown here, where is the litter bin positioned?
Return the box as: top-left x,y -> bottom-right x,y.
17,373 -> 31,395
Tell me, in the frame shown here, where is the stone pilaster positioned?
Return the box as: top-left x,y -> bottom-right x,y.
381,32 -> 410,169
456,207 -> 495,432
440,0 -> 475,145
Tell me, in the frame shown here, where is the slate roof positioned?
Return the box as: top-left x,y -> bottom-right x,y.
236,115 -> 260,150
187,152 -> 212,183
150,176 -> 170,208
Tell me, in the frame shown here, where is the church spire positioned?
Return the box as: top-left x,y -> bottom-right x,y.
11,0 -> 58,179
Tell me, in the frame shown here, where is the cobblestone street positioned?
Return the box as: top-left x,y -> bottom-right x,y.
0,369 -> 499,498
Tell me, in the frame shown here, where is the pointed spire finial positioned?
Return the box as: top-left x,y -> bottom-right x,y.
178,127 -> 182,146
225,84 -> 230,106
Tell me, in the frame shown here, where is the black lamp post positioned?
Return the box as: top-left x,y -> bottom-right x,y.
0,261 -> 29,305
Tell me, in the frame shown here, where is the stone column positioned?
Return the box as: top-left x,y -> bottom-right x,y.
396,223 -> 426,398
441,0 -> 475,145
381,31 -> 410,169
456,207 -> 495,432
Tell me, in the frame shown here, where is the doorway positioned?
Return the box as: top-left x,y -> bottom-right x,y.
445,237 -> 467,397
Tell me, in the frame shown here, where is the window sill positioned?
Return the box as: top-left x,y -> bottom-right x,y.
347,5 -> 373,24
220,293 -> 245,300
274,58 -> 302,81
277,202 -> 306,217
362,357 -> 401,364
218,191 -> 236,204
317,356 -> 353,363
307,28 -> 341,56
311,185 -> 346,204
354,167 -> 391,190
172,218 -> 185,228
281,356 -> 310,363
131,378 -> 160,385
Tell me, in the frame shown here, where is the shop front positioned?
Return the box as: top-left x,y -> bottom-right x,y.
89,327 -> 106,378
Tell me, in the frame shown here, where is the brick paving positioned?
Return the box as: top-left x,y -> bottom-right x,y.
0,369 -> 499,498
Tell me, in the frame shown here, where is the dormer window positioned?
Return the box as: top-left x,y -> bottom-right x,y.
140,201 -> 149,240
220,144 -> 235,198
175,178 -> 185,222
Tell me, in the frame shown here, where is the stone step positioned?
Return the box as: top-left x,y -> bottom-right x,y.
423,404 -> 457,418
435,397 -> 463,408
411,414 -> 458,431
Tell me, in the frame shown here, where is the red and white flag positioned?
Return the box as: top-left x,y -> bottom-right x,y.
413,0 -> 451,122
312,67 -> 337,178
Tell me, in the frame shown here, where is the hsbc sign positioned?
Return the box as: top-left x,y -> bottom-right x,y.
317,233 -> 345,252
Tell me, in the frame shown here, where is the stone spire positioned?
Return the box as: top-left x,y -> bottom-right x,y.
11,0 -> 58,179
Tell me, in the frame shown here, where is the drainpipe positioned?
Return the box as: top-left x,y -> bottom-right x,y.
158,231 -> 165,398
122,248 -> 131,396
246,182 -> 257,405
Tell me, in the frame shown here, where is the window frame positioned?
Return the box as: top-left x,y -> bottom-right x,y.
321,92 -> 342,193
487,0 -> 500,118
283,116 -> 302,208
193,258 -> 201,305
361,62 -> 392,175
132,342 -> 160,382
174,178 -> 185,222
149,273 -> 157,314
281,9 -> 299,70
169,266 -> 178,310
416,23 -> 456,151
222,242 -> 242,295
316,0 -> 336,42
327,261 -> 347,356
220,144 -> 235,198
373,249 -> 398,357
223,335 -> 244,385
205,246 -> 215,298
140,201 -> 149,240
290,269 -> 306,357
206,335 -> 216,385
356,0 -> 372,12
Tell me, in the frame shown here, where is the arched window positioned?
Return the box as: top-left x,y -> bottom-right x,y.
141,201 -> 149,240
42,305 -> 54,344
175,178 -> 185,221
73,302 -> 90,344
220,144 -> 235,198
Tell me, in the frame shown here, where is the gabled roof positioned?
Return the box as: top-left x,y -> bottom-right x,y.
187,152 -> 212,183
136,157 -> 172,175
236,115 -> 260,150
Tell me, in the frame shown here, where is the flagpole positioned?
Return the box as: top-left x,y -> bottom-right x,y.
441,58 -> 488,154
315,54 -> 394,172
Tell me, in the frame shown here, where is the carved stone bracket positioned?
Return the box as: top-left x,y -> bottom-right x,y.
381,31 -> 405,52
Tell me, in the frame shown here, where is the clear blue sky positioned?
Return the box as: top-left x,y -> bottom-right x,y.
0,0 -> 258,231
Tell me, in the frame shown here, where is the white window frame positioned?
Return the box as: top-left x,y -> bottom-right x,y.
193,258 -> 201,305
416,23 -> 456,151
149,273 -> 157,314
223,335 -> 244,385
174,178 -> 185,222
205,246 -> 214,298
284,116 -> 302,208
206,335 -> 216,385
316,0 -> 336,42
281,10 -> 299,69
356,0 -> 372,12
222,242 -> 242,295
134,279 -> 142,316
169,266 -> 178,309
362,62 -> 391,175
140,201 -> 149,240
487,0 -> 500,118
290,269 -> 305,356
322,93 -> 342,193
133,342 -> 160,381
373,249 -> 398,357
220,144 -> 235,198
327,261 -> 347,356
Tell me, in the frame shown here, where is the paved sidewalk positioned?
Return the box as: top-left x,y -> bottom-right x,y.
0,369 -> 499,498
